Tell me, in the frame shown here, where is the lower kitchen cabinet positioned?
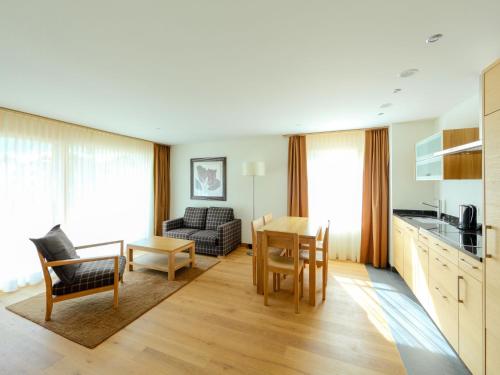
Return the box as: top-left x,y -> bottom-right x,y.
429,276 -> 459,351
393,220 -> 404,275
413,241 -> 430,309
458,271 -> 484,375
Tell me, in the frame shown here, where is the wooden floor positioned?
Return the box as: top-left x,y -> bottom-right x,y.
0,247 -> 406,374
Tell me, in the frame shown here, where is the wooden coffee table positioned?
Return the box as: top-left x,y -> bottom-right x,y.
126,236 -> 195,281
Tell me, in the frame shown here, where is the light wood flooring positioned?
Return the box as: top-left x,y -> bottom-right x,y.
0,247 -> 406,374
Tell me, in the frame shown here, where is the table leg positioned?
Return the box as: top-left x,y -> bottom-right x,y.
309,239 -> 316,306
190,244 -> 196,267
256,231 -> 263,294
168,252 -> 175,281
128,246 -> 134,271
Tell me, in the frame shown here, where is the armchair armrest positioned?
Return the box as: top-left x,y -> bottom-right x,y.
46,255 -> 119,268
217,219 -> 241,255
163,217 -> 184,234
75,240 -> 124,256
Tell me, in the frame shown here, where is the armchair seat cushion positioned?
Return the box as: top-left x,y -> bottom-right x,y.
52,256 -> 126,296
190,230 -> 218,246
166,228 -> 199,240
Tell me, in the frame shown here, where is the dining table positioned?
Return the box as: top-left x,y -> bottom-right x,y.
256,216 -> 321,306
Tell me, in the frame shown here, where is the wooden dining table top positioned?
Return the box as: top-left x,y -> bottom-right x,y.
256,216 -> 320,239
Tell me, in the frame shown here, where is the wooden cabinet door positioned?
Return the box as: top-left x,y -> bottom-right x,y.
414,241 -> 430,309
484,62 -> 500,116
404,231 -> 416,291
393,224 -> 404,275
485,109 -> 500,374
429,276 -> 459,351
459,271 -> 484,375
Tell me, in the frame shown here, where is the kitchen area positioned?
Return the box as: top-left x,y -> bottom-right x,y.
389,59 -> 500,375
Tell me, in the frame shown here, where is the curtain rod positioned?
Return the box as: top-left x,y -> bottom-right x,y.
0,106 -> 168,146
283,125 -> 389,137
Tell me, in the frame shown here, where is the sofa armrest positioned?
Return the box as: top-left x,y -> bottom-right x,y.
217,219 -> 241,255
163,217 -> 184,234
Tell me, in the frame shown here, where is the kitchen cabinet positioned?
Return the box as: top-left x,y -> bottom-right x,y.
393,220 -> 404,275
413,241 -> 430,309
484,59 -> 500,375
458,269 -> 484,375
393,215 -> 484,374
415,128 -> 481,180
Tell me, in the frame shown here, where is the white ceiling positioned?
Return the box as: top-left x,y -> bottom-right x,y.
1,1 -> 499,144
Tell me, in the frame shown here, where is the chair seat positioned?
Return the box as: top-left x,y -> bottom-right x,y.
52,256 -> 126,296
165,228 -> 199,240
299,250 -> 325,263
268,255 -> 304,271
190,230 -> 218,246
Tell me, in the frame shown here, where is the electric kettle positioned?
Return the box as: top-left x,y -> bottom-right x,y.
458,205 -> 477,231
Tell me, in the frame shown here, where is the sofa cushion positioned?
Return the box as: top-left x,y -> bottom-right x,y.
190,230 -> 218,246
30,225 -> 80,284
52,256 -> 126,295
183,207 -> 208,229
206,207 -> 234,230
165,228 -> 199,240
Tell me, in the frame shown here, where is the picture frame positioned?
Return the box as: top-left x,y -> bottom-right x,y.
190,157 -> 227,201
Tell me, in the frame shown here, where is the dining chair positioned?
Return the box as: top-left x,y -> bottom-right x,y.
262,230 -> 304,313
251,217 -> 283,288
263,213 -> 273,224
300,220 -> 330,301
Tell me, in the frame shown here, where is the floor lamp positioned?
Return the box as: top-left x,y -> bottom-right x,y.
242,161 -> 265,255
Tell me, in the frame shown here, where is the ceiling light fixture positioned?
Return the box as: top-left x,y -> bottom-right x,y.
399,68 -> 419,78
380,103 -> 392,108
377,112 -> 384,116
426,33 -> 443,44
393,88 -> 402,93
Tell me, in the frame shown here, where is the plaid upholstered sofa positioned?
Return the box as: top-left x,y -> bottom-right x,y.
163,207 -> 241,256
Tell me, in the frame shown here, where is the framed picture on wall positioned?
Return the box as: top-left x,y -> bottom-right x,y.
190,157 -> 227,201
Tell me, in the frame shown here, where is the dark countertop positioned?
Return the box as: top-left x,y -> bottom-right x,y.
393,209 -> 483,261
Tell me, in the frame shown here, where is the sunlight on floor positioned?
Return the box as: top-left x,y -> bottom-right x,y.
334,275 -> 395,342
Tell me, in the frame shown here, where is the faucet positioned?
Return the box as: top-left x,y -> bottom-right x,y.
422,200 -> 443,219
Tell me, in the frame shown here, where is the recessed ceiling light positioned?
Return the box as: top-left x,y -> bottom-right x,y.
377,112 -> 384,116
426,33 -> 443,44
380,103 -> 392,108
393,88 -> 402,93
399,68 -> 419,78
155,127 -> 161,130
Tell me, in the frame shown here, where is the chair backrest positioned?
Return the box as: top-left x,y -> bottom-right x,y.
323,220 -> 331,255
262,230 -> 300,271
183,207 -> 208,229
263,213 -> 273,224
251,217 -> 265,248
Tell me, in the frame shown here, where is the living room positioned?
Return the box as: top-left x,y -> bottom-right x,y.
2,1 -> 500,374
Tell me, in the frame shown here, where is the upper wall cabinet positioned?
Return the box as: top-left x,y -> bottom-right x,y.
484,62 -> 500,115
415,128 -> 482,181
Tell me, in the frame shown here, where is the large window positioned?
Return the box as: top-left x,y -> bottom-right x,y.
0,109 -> 153,292
307,131 -> 365,261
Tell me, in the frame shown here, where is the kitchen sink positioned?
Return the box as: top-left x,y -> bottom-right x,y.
405,216 -> 445,225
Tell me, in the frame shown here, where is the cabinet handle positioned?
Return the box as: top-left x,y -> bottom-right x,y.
486,225 -> 495,259
458,276 -> 464,304
434,286 -> 448,300
460,257 -> 479,270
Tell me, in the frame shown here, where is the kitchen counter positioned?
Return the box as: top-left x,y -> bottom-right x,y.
393,209 -> 483,261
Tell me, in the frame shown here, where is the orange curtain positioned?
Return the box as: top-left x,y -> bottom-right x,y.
287,136 -> 309,217
154,144 -> 170,236
360,129 -> 389,268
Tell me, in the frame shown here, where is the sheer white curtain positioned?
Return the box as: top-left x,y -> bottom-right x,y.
306,131 -> 365,261
0,109 -> 153,292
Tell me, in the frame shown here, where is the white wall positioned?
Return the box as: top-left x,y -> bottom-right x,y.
435,95 -> 483,220
390,119 -> 437,211
170,136 -> 288,244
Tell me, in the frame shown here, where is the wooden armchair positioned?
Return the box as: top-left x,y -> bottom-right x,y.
36,240 -> 125,321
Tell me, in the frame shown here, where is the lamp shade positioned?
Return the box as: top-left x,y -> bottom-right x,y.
242,161 -> 266,176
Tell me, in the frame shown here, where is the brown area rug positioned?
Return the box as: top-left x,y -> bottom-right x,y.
6,255 -> 219,349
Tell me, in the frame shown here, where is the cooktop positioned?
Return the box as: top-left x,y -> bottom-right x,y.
427,223 -> 482,258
